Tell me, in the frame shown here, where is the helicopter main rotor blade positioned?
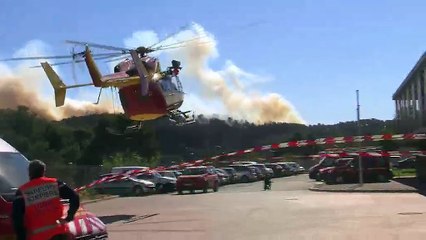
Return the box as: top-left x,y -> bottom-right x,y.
104,54 -> 131,63
29,53 -> 124,68
0,55 -> 76,61
0,52 -> 122,62
148,23 -> 196,49
156,41 -> 214,51
65,40 -> 130,52
151,35 -> 209,51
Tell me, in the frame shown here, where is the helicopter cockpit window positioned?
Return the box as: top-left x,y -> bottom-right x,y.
160,76 -> 177,92
170,76 -> 179,91
114,65 -> 120,73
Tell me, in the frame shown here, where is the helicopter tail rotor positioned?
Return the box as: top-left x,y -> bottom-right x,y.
41,62 -> 93,107
41,62 -> 67,107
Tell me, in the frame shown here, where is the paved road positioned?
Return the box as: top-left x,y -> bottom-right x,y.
86,174 -> 426,240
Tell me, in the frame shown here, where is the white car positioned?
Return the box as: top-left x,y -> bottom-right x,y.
251,164 -> 274,178
95,173 -> 155,196
286,162 -> 305,174
158,170 -> 182,180
234,161 -> 257,165
111,166 -> 149,174
133,171 -> 177,192
229,165 -> 258,182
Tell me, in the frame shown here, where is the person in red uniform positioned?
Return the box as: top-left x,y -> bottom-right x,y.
12,160 -> 80,240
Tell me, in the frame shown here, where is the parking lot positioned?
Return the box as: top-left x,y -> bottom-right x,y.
85,174 -> 426,240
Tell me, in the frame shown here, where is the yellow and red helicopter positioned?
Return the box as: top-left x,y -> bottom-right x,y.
1,35 -> 206,128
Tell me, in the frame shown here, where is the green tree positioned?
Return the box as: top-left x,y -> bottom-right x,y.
103,151 -> 159,170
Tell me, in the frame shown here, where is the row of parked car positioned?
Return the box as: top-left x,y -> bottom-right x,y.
94,166 -> 181,196
308,155 -> 394,184
219,161 -> 305,184
93,161 -> 306,196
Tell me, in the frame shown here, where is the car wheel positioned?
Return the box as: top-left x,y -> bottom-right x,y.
325,175 -> 336,185
336,175 -> 344,184
132,186 -> 144,196
389,171 -> 394,180
213,182 -> 219,192
315,173 -> 322,181
377,174 -> 387,182
163,183 -> 175,192
156,183 -> 164,193
241,175 -> 249,183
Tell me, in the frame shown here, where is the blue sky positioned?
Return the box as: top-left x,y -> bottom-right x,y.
0,0 -> 425,124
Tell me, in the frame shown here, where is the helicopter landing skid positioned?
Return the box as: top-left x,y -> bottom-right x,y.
105,122 -> 144,136
168,110 -> 195,126
125,122 -> 144,133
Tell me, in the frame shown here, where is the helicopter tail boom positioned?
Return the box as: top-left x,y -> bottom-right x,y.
41,62 -> 93,107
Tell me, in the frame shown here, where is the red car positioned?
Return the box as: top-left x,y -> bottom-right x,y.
0,138 -> 108,239
176,166 -> 219,194
321,156 -> 393,184
308,155 -> 342,179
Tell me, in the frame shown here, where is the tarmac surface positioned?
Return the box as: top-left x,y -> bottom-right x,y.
85,174 -> 426,240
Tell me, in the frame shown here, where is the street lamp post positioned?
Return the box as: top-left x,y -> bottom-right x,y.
356,90 -> 364,185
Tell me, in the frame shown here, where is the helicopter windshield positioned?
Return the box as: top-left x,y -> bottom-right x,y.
160,75 -> 181,92
170,76 -> 181,91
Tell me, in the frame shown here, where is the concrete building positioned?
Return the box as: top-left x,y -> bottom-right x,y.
393,52 -> 426,128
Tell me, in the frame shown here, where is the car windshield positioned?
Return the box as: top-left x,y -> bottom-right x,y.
183,168 -> 208,175
252,164 -> 266,169
135,174 -> 151,180
229,166 -> 243,171
0,152 -> 29,193
159,172 -> 174,178
337,159 -> 351,166
136,171 -> 162,179
223,168 -> 235,174
319,157 -> 337,167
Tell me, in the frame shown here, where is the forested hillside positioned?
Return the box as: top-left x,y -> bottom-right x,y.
0,106 -> 402,167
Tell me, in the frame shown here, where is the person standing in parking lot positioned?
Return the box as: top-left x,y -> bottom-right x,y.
12,160 -> 80,240
264,174 -> 272,190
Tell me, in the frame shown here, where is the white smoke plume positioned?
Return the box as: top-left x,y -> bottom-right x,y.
0,40 -> 114,120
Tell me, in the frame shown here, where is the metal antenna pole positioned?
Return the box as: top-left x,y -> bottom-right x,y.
356,90 -> 364,185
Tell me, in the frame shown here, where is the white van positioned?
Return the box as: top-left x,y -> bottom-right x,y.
0,138 -> 29,200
